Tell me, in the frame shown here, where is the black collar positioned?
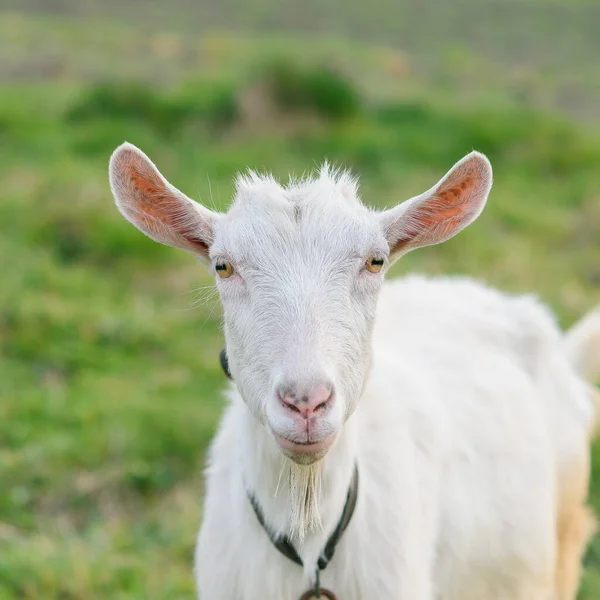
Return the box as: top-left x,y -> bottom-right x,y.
247,464 -> 359,576
220,347 -> 232,380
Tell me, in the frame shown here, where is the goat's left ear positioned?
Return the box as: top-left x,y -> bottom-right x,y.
379,152 -> 492,261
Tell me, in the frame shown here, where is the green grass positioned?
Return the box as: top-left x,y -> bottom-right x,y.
1,7 -> 599,599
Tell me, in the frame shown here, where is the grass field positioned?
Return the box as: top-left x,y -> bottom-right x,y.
1,4 -> 599,599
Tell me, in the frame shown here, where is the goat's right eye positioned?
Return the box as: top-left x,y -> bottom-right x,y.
365,256 -> 385,273
215,262 -> 234,279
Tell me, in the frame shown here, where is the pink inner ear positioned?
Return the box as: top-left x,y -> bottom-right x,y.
126,165 -> 209,253
390,174 -> 478,254
428,176 -> 475,223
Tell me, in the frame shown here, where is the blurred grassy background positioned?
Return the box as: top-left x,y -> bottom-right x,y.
0,1 -> 599,598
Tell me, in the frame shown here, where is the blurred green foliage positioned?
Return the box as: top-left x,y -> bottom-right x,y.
260,60 -> 361,119
0,5 -> 599,600
66,80 -> 240,136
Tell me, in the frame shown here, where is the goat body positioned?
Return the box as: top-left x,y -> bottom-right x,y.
196,275 -> 598,600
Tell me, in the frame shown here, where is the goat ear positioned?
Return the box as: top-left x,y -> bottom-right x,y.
109,142 -> 219,264
379,152 -> 492,260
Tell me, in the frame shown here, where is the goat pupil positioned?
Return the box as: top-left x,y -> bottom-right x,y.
372,259 -> 383,265
216,264 -> 226,270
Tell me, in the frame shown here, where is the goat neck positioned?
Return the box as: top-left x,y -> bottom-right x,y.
238,398 -> 359,579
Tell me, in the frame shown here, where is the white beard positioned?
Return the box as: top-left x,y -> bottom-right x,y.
277,458 -> 323,543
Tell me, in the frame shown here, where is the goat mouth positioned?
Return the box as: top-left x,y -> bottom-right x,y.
273,432 -> 335,454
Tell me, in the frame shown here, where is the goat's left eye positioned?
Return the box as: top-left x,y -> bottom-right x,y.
215,262 -> 234,278
365,256 -> 385,273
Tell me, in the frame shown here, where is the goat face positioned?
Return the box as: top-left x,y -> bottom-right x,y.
109,145 -> 492,464
210,170 -> 386,463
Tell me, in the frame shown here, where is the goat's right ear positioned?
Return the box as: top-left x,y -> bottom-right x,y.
109,142 -> 219,265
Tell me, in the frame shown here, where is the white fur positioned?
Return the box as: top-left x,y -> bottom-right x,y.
565,307 -> 600,382
108,144 -> 598,600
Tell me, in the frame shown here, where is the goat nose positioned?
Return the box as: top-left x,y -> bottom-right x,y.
278,382 -> 334,417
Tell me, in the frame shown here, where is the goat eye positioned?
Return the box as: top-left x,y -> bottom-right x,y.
215,262 -> 234,279
365,256 -> 384,273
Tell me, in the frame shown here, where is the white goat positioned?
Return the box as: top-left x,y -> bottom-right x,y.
109,143 -> 600,600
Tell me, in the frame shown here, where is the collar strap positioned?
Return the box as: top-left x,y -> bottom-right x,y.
247,464 -> 359,572
220,347 -> 232,380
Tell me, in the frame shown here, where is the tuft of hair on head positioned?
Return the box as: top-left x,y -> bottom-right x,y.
234,169 -> 278,193
317,161 -> 360,204
232,162 -> 360,210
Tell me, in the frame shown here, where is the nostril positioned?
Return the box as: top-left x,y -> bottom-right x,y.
314,386 -> 334,412
282,398 -> 301,413
314,398 -> 331,413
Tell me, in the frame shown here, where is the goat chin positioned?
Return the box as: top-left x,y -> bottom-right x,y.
277,456 -> 324,543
